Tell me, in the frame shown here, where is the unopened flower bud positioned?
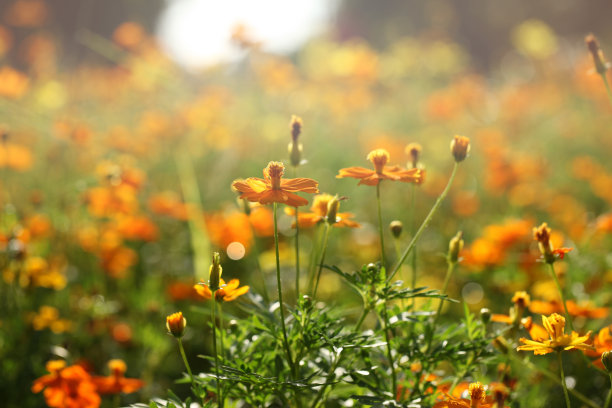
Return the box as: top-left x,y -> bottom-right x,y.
602,351 -> 612,373
389,220 -> 403,239
326,196 -> 340,225
533,223 -> 554,264
290,115 -> 302,141
288,115 -> 303,167
405,143 -> 422,169
586,34 -> 608,75
448,231 -> 464,264
209,252 -> 222,291
450,135 -> 470,162
166,311 -> 186,338
480,308 -> 491,324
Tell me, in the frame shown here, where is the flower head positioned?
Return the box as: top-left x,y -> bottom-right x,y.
92,359 -> 144,394
195,278 -> 249,302
232,161 -> 318,207
450,135 -> 470,162
533,222 -> 573,263
166,312 -> 186,338
286,193 -> 360,228
32,361 -> 101,408
337,148 -> 423,186
517,313 -> 593,355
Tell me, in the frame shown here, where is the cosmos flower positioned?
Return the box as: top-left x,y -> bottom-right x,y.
194,278 -> 249,302
92,359 -> 144,394
232,161 -> 319,207
517,313 -> 592,355
285,193 -> 360,228
336,148 -> 423,186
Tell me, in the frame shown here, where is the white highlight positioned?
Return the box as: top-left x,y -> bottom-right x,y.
157,0 -> 336,69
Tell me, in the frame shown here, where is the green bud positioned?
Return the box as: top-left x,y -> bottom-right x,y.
209,252 -> 222,291
448,231 -> 464,264
480,308 -> 491,324
389,220 -> 403,239
602,351 -> 612,373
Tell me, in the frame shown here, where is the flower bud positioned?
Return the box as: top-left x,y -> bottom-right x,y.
448,231 -> 464,264
288,115 -> 303,167
533,223 -> 554,264
326,196 -> 340,225
166,311 -> 186,338
209,252 -> 222,291
480,307 -> 491,324
405,143 -> 422,169
586,34 -> 608,75
602,351 -> 612,373
389,220 -> 403,239
450,135 -> 470,162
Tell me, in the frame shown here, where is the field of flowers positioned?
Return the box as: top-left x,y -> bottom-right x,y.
2,2 -> 612,407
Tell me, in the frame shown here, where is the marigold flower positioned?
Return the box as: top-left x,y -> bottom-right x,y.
32,360 -> 101,408
434,381 -> 496,407
336,148 -> 423,186
517,313 -> 593,355
232,161 -> 319,207
92,359 -> 144,394
166,312 -> 186,338
530,299 -> 608,319
286,193 -> 360,228
194,278 -> 249,302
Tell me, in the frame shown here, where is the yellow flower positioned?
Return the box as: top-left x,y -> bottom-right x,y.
166,311 -> 186,338
517,313 -> 593,355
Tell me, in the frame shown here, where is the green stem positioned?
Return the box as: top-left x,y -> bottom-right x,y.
426,261 -> 457,352
312,223 -> 331,299
354,306 -> 371,331
601,74 -> 612,107
219,303 -> 225,360
604,374 -> 612,408
376,183 -> 387,271
273,203 -> 296,379
558,352 -> 571,408
307,225 -> 324,294
295,206 -> 301,301
548,262 -> 573,331
250,226 -> 270,303
112,394 -> 120,408
380,306 -> 397,396
509,353 -> 598,408
388,163 -> 458,283
210,295 -> 223,407
177,338 -> 194,384
410,184 -> 417,307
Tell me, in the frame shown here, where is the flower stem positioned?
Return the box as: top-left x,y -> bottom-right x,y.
410,184 -> 418,308
210,294 -> 223,407
354,306 -> 371,331
548,262 -> 573,331
312,223 -> 331,299
219,303 -> 225,360
604,374 -> 612,408
177,338 -> 194,383
379,305 -> 397,396
601,73 -> 612,107
376,182 -> 387,272
273,203 -> 296,379
558,352 -> 571,408
426,260 -> 457,353
295,206 -> 301,301
388,163 -> 458,283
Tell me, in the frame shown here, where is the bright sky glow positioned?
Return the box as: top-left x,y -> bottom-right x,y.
157,0 -> 336,69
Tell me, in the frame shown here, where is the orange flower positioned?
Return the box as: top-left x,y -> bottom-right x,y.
286,194 -> 360,228
166,312 -> 186,338
232,161 -> 319,207
434,382 -> 497,408
336,148 -> 423,186
32,360 -> 101,408
194,278 -> 249,302
517,313 -> 593,355
530,299 -> 609,319
586,325 -> 612,367
533,223 -> 573,263
92,359 -> 144,394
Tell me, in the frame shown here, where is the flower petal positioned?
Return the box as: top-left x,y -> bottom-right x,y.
281,178 -> 319,193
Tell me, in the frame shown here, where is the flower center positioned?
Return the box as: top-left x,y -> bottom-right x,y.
265,161 -> 285,190
366,149 -> 390,174
311,194 -> 333,216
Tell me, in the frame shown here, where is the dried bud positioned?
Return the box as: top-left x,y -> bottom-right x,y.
448,231 -> 464,264
450,135 -> 470,162
533,222 -> 554,263
209,252 -> 222,291
602,351 -> 612,373
389,220 -> 403,239
405,143 -> 422,169
586,34 -> 608,75
166,311 -> 186,338
480,307 -> 491,324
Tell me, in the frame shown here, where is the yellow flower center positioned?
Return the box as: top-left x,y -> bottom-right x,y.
108,359 -> 127,377
469,382 -> 486,405
366,149 -> 390,174
265,161 -> 285,190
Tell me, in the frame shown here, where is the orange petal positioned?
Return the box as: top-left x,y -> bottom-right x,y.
336,167 -> 375,180
281,178 -> 319,193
